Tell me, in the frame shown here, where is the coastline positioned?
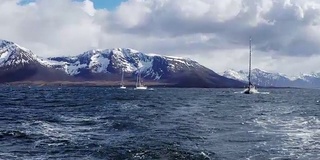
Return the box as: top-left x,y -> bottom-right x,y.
3,81 -> 174,87
0,81 -> 301,89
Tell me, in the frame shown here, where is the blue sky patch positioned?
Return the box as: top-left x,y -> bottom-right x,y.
18,0 -> 126,10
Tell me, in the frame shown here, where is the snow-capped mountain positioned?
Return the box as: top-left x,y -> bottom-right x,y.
222,69 -> 248,82
0,39 -> 244,87
42,48 -> 245,87
41,48 -> 202,81
293,73 -> 320,87
0,40 -> 72,82
222,69 -> 320,88
0,40 -> 38,67
223,69 -> 292,87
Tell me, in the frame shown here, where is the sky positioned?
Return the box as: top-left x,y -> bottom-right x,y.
20,0 -> 126,9
1,0 -> 320,76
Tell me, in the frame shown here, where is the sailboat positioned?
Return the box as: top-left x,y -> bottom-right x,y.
243,37 -> 258,94
134,70 -> 147,90
119,68 -> 126,89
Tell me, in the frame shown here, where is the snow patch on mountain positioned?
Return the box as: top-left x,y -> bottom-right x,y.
166,56 -> 194,67
65,62 -> 87,75
147,53 -> 161,57
14,43 -> 31,53
223,69 -> 248,82
0,51 -> 11,65
137,59 -> 153,72
37,58 -> 63,66
89,54 -> 110,73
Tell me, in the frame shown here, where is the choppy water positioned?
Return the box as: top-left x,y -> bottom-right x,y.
0,86 -> 319,159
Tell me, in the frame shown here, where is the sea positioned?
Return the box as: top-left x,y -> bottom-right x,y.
0,86 -> 319,160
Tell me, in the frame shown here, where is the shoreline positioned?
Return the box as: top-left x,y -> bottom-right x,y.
0,81 -> 301,89
3,81 -> 174,87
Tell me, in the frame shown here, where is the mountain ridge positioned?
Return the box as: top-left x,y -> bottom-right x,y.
0,39 -> 245,88
222,68 -> 320,88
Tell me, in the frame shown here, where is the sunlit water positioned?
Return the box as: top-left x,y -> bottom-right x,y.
0,86 -> 319,159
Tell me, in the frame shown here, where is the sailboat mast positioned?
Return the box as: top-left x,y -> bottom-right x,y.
136,72 -> 139,87
248,37 -> 252,86
138,71 -> 141,86
121,68 -> 124,85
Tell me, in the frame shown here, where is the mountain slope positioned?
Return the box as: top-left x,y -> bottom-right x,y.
0,40 -> 38,67
0,40 -> 73,82
43,48 -> 200,78
223,69 -> 293,87
222,69 -> 320,88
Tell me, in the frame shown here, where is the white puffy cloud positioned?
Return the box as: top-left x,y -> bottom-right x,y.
0,0 -> 105,56
1,0 -> 320,75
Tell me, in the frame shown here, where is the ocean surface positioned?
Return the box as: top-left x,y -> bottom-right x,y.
0,86 -> 319,160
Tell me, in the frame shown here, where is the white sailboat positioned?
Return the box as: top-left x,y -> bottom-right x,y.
119,68 -> 126,89
243,37 -> 258,94
134,71 -> 147,90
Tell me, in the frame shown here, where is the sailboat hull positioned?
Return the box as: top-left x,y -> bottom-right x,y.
134,86 -> 147,90
242,86 -> 258,94
243,90 -> 252,94
135,70 -> 147,90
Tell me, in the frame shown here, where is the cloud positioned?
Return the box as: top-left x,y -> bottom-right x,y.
0,0 -> 104,56
1,0 -> 320,75
108,0 -> 320,55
